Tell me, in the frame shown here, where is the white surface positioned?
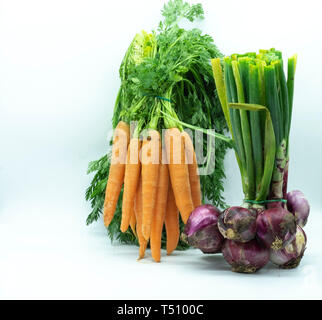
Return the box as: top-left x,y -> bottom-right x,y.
0,212 -> 321,299
0,0 -> 322,299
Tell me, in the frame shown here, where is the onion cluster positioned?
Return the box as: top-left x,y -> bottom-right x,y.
183,205 -> 268,273
183,191 -> 309,273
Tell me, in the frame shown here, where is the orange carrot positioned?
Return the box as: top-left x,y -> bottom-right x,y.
182,131 -> 201,208
134,176 -> 148,259
120,138 -> 141,232
150,157 -> 169,262
165,184 -> 180,255
129,207 -> 137,238
103,121 -> 130,227
141,129 -> 161,240
165,128 -> 194,223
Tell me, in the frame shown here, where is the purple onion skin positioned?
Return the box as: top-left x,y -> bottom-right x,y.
218,206 -> 257,242
184,204 -> 221,237
287,190 -> 310,228
256,206 -> 297,250
183,204 -> 223,254
222,239 -> 270,273
270,225 -> 307,269
184,223 -> 224,253
282,160 -> 289,199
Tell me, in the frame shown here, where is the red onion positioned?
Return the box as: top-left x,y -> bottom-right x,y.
183,204 -> 223,253
287,190 -> 310,227
256,207 -> 296,250
222,239 -> 270,273
270,225 -> 307,269
218,206 -> 257,242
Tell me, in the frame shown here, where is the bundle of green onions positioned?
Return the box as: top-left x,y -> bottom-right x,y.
212,49 -> 297,205
183,49 -> 309,273
212,49 -> 309,272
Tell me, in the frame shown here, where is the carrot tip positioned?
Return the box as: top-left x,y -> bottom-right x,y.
138,243 -> 148,260
103,216 -> 112,227
142,229 -> 150,241
120,225 -> 128,233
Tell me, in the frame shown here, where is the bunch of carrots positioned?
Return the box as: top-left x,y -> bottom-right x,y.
103,120 -> 201,262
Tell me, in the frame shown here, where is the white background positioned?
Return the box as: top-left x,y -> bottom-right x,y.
0,0 -> 321,299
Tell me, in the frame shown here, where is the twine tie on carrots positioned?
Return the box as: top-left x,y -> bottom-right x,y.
142,93 -> 173,103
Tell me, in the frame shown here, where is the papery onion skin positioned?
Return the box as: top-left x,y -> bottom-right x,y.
256,207 -> 297,250
184,204 -> 221,236
287,190 -> 310,228
183,204 -> 223,253
270,225 -> 307,269
222,239 -> 270,273
183,223 -> 224,253
218,206 -> 257,242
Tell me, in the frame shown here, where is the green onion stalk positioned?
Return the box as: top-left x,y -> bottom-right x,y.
258,49 -> 298,206
212,52 -> 277,211
212,49 -> 298,209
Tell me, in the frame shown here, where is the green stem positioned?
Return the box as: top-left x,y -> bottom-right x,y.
112,87 -> 123,128
256,59 -> 267,140
270,139 -> 287,199
211,58 -> 232,134
149,100 -> 161,130
162,87 -> 183,130
132,119 -> 144,138
265,65 -> 282,147
224,58 -> 246,168
229,103 -> 276,202
286,55 -> 297,149
237,57 -> 251,101
161,111 -> 233,144
224,58 -> 248,196
249,64 -> 263,197
212,58 -> 248,198
232,60 -> 255,200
